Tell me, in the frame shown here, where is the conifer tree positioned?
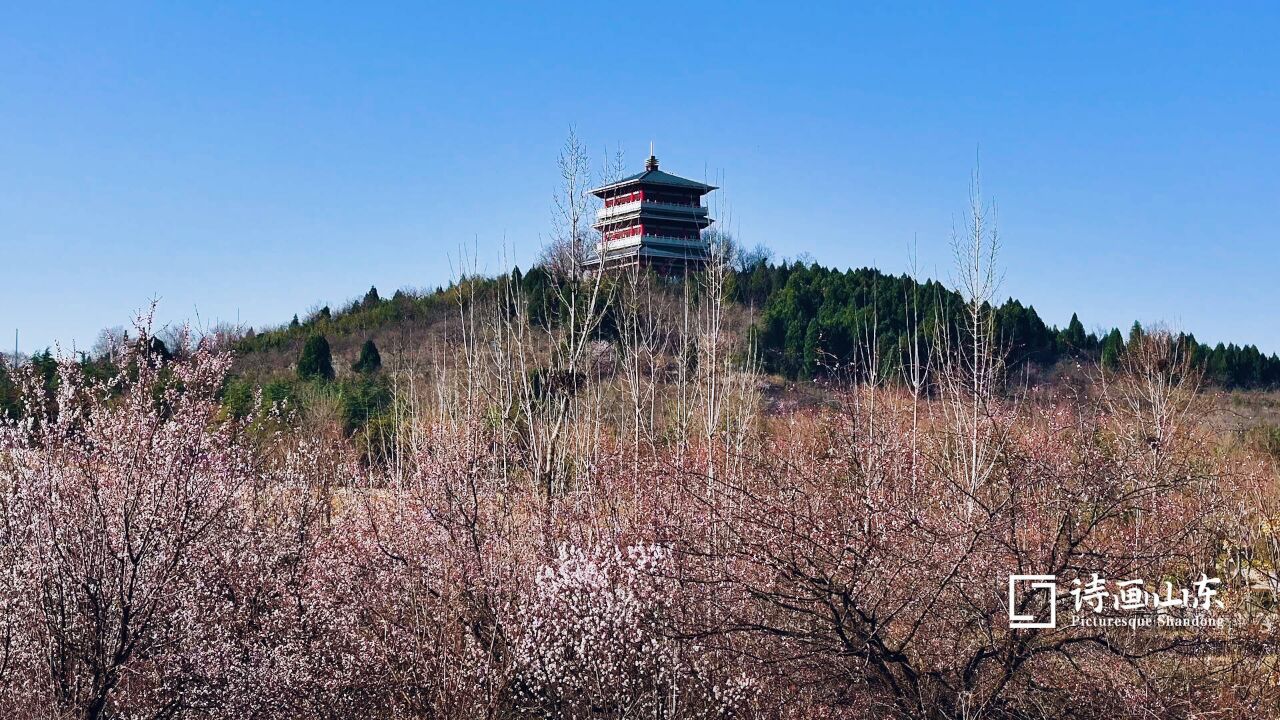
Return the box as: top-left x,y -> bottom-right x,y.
801,319 -> 820,379
297,334 -> 335,381
1129,320 -> 1144,344
1206,343 -> 1229,384
1062,313 -> 1087,350
0,359 -> 17,419
1101,328 -> 1125,369
352,339 -> 382,375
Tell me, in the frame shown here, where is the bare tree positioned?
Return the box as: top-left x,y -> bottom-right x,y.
541,127 -> 596,281
936,164 -> 1009,517
732,241 -> 772,273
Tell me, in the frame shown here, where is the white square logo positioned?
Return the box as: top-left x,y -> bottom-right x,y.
1008,574 -> 1057,629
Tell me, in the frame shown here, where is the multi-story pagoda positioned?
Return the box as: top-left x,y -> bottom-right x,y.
585,152 -> 716,274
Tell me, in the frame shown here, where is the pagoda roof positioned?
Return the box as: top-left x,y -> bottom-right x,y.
589,166 -> 717,196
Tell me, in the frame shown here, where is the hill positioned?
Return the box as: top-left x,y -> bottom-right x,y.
4,258 -> 1276,439
230,259 -> 1280,389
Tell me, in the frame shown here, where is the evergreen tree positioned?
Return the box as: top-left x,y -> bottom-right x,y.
297,334 -> 335,381
801,319 -> 820,379
1206,343 -> 1229,385
339,375 -> 392,436
352,339 -> 382,374
361,286 -> 381,309
1239,344 -> 1264,387
0,359 -> 18,420
289,314 -> 300,330
1129,320 -> 1144,344
24,350 -> 59,398
744,262 -> 773,307
1061,313 -> 1087,351
1101,329 -> 1125,369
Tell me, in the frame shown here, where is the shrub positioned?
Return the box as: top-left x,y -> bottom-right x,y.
1247,423 -> 1280,461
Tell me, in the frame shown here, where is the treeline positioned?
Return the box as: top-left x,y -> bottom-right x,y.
0,349 -> 118,421
4,257 -> 1276,427
731,260 -> 1280,389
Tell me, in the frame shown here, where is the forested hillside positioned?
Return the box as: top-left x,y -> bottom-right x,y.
733,260 -> 1280,388
2,259 -> 1277,432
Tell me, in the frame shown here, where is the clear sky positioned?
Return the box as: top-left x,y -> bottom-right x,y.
2,3 -> 1278,354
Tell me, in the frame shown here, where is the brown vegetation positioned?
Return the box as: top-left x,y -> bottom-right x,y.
3,180 -> 1279,719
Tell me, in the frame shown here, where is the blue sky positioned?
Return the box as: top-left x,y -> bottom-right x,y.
2,3 -> 1278,354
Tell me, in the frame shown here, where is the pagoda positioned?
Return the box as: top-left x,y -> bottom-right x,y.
584,151 -> 716,274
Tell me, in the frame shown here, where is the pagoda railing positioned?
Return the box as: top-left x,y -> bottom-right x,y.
596,199 -> 708,221
598,233 -> 708,250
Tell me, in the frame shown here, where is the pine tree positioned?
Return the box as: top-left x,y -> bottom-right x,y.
352,339 -> 382,374
31,350 -> 58,395
1206,343 -> 1229,385
361,286 -> 380,309
1129,320 -> 1144,344
1062,313 -> 1087,351
298,334 -> 335,381
1101,328 -> 1125,369
801,319 -> 820,379
289,314 -> 300,330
